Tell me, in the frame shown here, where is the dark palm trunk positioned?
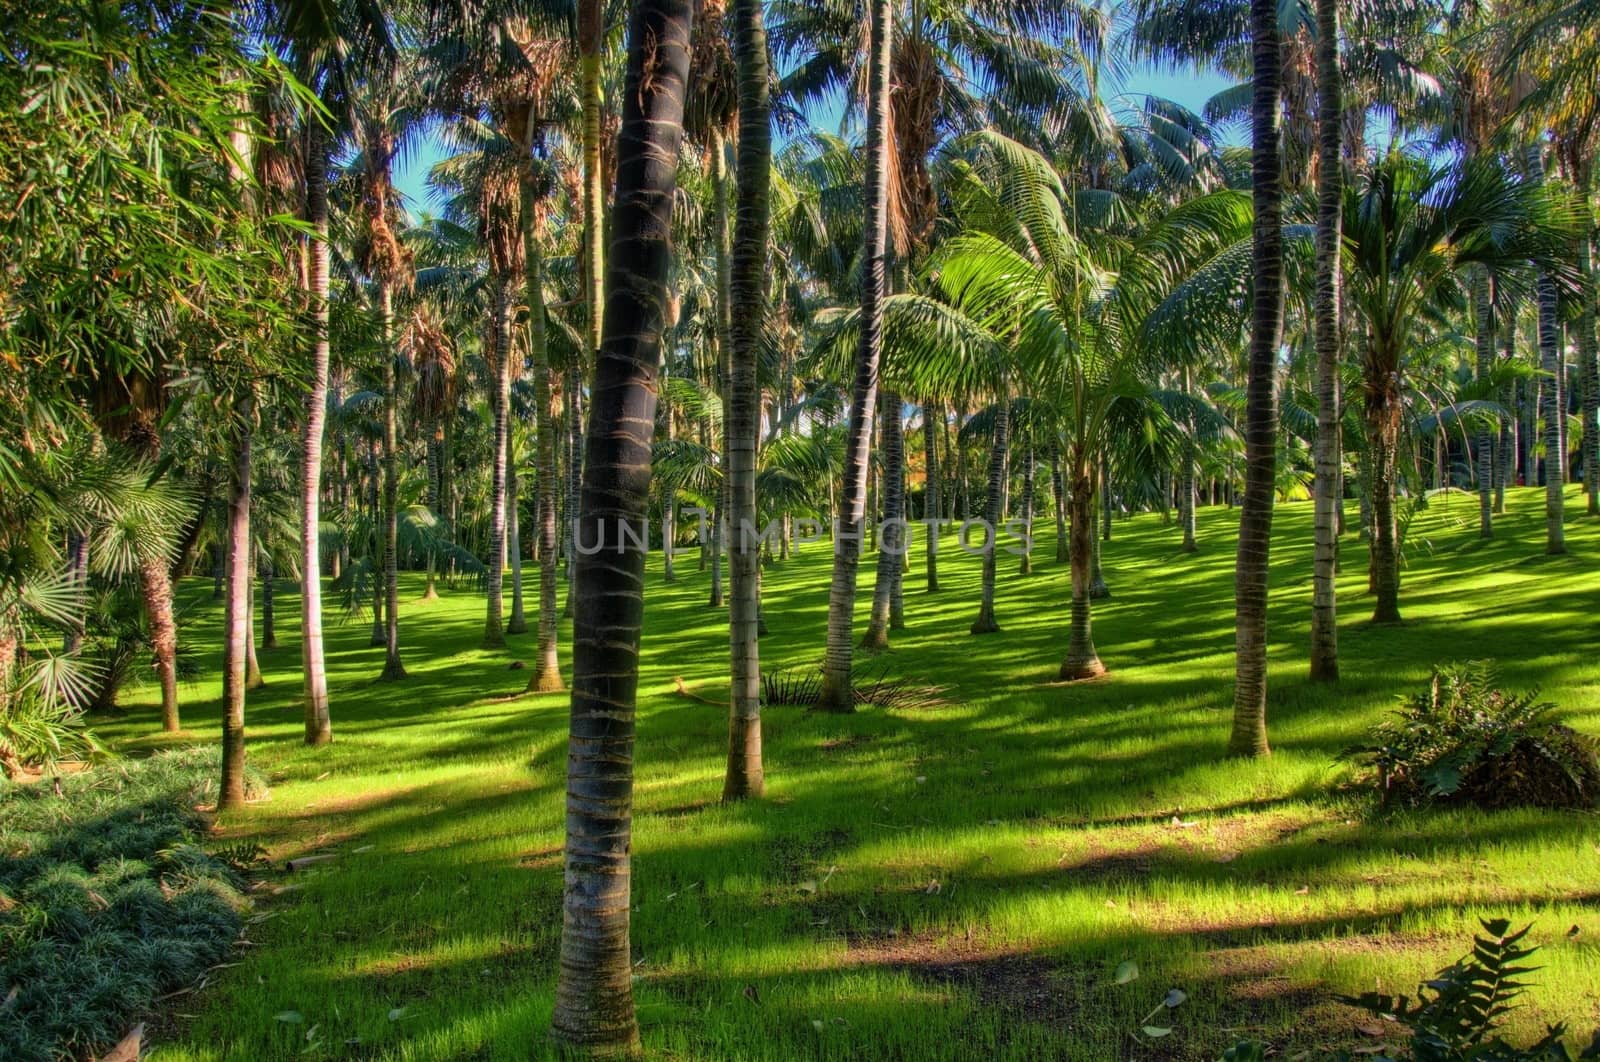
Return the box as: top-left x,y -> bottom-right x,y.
1229,0 -> 1284,758
709,127 -> 731,610
864,392 -> 904,648
1474,267 -> 1496,536
1571,163 -> 1599,517
380,289 -> 406,680
219,396 -> 253,811
1309,0 -> 1342,683
261,559 -> 277,650
723,0 -> 771,801
522,185 -> 564,692
1537,254 -> 1566,553
1018,443 -> 1035,574
1366,382 -> 1403,623
301,119 -> 332,746
970,397 -> 1008,634
483,278 -> 512,647
1060,461 -> 1105,679
550,0 -> 691,1047
816,0 -> 889,713
507,451 -> 527,634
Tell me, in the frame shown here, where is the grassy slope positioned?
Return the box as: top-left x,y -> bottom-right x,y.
98,487 -> 1600,1061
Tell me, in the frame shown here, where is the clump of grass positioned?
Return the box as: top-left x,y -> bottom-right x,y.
0,747 -> 265,1062
1344,661 -> 1600,810
761,664 -> 946,711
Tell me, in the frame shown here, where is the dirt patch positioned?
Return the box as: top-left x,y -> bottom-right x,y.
847,932 -> 1077,1026
517,845 -> 562,871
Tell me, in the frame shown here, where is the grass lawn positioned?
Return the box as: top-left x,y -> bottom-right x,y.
95,486 -> 1600,1060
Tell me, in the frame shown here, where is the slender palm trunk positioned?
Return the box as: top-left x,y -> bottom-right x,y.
1537,256 -> 1566,553
484,279 -> 512,647
368,444 -> 385,647
1366,386 -> 1403,623
564,367 -> 584,614
523,190 -> 564,692
261,559 -> 277,650
1060,463 -> 1105,680
1018,444 -> 1035,574
723,0 -> 770,801
863,393 -> 903,648
550,0 -> 691,1047
970,397 -> 1008,635
301,122 -> 332,745
1229,0 -> 1284,758
219,397 -> 253,811
1051,446 -> 1068,564
816,0 -> 889,713
1474,267 -> 1496,537
508,447 -> 527,634
380,287 -> 406,679
923,399 -> 941,591
246,566 -> 264,690
1309,0 -> 1342,683
1572,164 -> 1599,517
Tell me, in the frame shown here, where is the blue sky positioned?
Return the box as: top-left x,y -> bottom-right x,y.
391,63 -> 1236,211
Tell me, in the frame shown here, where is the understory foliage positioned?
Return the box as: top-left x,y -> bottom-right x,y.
1344,662 -> 1600,810
1225,920 -> 1600,1061
0,748 -> 264,1061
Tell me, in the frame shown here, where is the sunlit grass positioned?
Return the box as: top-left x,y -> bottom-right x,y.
95,487 -> 1600,1060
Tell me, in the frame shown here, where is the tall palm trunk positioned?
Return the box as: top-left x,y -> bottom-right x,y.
1060,460 -> 1105,679
1051,446 -> 1068,564
219,396 -> 253,811
246,567 -> 264,690
550,0 -> 691,1047
522,185 -> 564,692
1018,443 -> 1035,574
380,287 -> 406,679
1474,267 -> 1496,536
564,366 -> 584,614
816,0 -> 889,713
708,127 -> 732,610
1366,379 -> 1403,623
1229,0 -> 1284,758
1309,0 -> 1343,683
1537,249 -> 1566,553
723,0 -> 771,801
863,393 -> 903,648
923,399 -> 941,591
970,397 -> 1008,635
507,445 -> 527,634
300,121 -> 332,745
483,278 -> 512,647
261,559 -> 277,650
1571,162 -> 1598,517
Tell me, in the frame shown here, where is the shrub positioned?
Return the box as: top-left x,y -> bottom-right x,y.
1344,661 -> 1600,810
1223,919 -> 1600,1061
0,747 -> 264,1061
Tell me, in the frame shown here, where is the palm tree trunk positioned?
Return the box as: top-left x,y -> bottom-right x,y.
300,119 -> 332,746
368,443 -> 385,647
1537,241 -> 1566,554
1060,462 -> 1105,680
723,0 -> 770,801
863,392 -> 903,648
1572,164 -> 1599,517
380,287 -> 406,679
246,566 -> 264,690
262,559 -> 277,650
1309,0 -> 1342,684
816,0 -> 889,713
1229,0 -> 1284,758
1018,443 -> 1035,574
1474,267 -> 1496,537
522,185 -> 564,693
508,446 -> 527,634
484,278 -> 512,647
219,396 -> 253,811
565,366 -> 584,614
970,396 -> 1008,635
923,399 -> 941,591
550,0 -> 692,1047
1051,446 -> 1068,564
1366,390 -> 1403,623
709,127 -> 731,610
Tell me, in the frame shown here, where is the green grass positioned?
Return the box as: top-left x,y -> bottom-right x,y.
94,487 -> 1600,1060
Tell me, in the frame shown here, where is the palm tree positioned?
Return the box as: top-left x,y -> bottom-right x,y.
723,0 -> 771,801
549,0 -> 694,1050
1229,0 -> 1287,758
1309,0 -> 1344,683
219,391 -> 254,811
